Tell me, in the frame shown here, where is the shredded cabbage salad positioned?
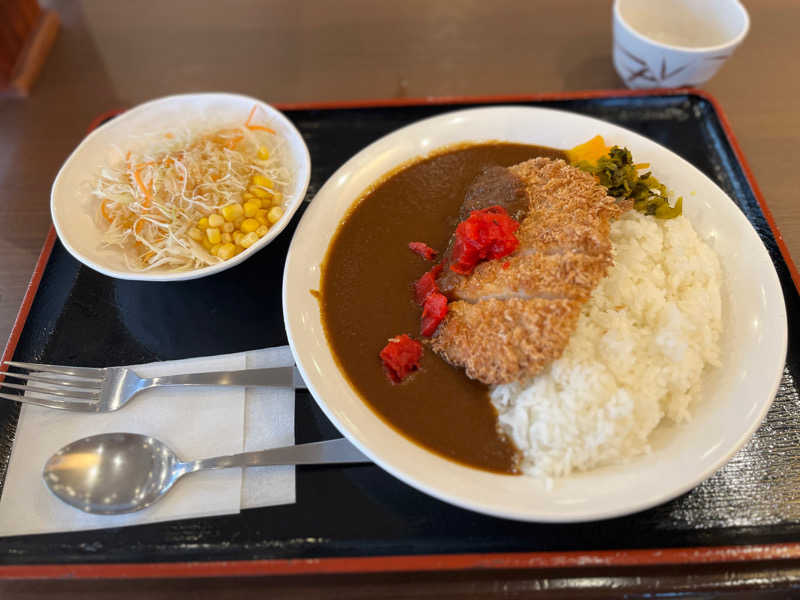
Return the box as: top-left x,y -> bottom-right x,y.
90,105 -> 293,271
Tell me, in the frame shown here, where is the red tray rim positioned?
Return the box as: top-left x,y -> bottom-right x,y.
1,87 -> 798,580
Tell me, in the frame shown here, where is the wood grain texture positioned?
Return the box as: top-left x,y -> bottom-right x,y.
0,0 -> 798,596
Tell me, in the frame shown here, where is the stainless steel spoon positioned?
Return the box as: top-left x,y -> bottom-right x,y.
43,432 -> 370,514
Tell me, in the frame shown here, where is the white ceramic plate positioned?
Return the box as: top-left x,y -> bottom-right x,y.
51,93 -> 311,281
283,106 -> 786,522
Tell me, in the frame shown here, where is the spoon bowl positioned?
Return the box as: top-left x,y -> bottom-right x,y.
44,433 -> 185,514
43,432 -> 369,514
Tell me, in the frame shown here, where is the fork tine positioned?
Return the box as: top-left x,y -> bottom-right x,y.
0,382 -> 100,400
2,371 -> 103,389
3,361 -> 104,380
0,392 -> 99,412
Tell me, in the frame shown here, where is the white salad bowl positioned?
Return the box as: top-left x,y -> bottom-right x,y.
283,106 -> 786,522
51,93 -> 311,281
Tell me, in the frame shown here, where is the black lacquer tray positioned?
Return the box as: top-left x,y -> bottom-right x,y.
1,90 -> 799,579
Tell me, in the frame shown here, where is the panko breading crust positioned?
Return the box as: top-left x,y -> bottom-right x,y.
433,297 -> 582,384
432,158 -> 621,384
453,252 -> 610,304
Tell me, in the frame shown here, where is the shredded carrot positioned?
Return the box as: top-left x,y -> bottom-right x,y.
133,164 -> 154,207
100,199 -> 113,223
244,105 -> 276,134
245,105 -> 258,126
94,120 -> 288,272
208,129 -> 246,149
633,163 -> 650,169
225,134 -> 243,149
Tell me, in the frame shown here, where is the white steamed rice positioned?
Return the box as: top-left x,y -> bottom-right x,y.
490,210 -> 722,481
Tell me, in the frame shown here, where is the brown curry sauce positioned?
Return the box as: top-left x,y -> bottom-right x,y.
319,143 -> 566,473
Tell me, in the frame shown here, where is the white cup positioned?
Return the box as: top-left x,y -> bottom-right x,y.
613,0 -> 750,89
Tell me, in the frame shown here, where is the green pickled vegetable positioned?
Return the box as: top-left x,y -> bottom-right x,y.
575,146 -> 682,219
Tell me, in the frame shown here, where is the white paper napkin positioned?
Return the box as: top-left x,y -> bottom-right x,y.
0,348 -> 295,536
242,346 -> 295,510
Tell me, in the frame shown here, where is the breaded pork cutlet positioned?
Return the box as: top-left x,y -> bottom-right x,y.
431,158 -> 623,385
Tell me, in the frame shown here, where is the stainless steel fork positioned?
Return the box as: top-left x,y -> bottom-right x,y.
0,361 -> 305,413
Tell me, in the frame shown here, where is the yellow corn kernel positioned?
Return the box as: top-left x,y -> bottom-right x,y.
234,216 -> 245,228
222,232 -> 233,243
270,192 -> 283,204
222,221 -> 234,233
252,174 -> 273,188
233,231 -> 245,245
206,227 -> 222,244
255,209 -> 269,225
208,214 -> 224,228
197,217 -> 209,230
210,243 -> 221,257
240,218 -> 259,233
248,185 -> 270,199
188,227 -> 203,241
256,224 -> 269,237
240,231 -> 259,248
242,192 -> 256,201
202,237 -> 213,251
257,146 -> 270,160
243,201 -> 260,218
217,243 -> 237,260
267,206 -> 284,224
221,203 -> 244,222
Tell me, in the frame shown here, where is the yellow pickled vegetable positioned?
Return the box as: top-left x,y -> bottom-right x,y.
566,135 -> 610,165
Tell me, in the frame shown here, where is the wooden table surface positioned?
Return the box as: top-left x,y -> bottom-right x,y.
1,0 -> 798,597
